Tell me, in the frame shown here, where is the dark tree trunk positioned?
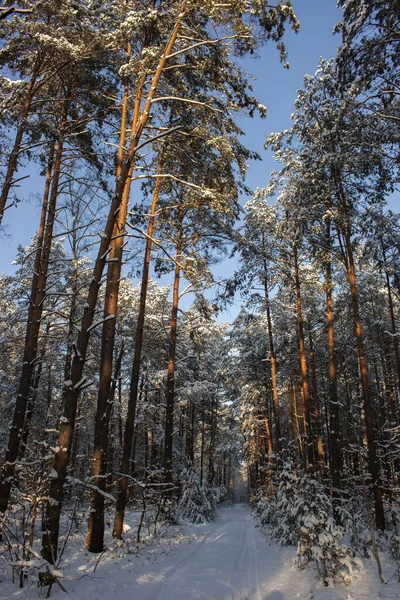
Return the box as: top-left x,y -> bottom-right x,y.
307,324 -> 325,470
0,119 -> 66,514
163,212 -> 183,494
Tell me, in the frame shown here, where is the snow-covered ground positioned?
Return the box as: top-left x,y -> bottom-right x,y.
1,504 -> 399,599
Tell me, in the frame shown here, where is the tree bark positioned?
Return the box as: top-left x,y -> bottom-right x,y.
307,324 -> 325,470
112,153 -> 165,539
0,118 -> 65,514
343,228 -> 386,530
42,7 -> 187,560
293,245 -> 314,468
86,75 -> 136,552
262,253 -> 281,453
325,226 -> 342,496
163,209 -> 183,493
0,56 -> 42,226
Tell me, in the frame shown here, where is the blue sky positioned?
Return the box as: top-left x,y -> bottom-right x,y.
1,1 -> 397,287
240,0 -> 343,196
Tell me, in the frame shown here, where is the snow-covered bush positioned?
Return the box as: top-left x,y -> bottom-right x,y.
387,504 -> 400,572
336,494 -> 371,558
207,484 -> 227,507
253,467 -> 359,585
296,474 -> 359,586
176,468 -> 216,524
251,486 -> 269,515
254,461 -> 299,546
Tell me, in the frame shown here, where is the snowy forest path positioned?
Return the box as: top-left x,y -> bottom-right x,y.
1,505 -> 397,600
134,504 -> 309,600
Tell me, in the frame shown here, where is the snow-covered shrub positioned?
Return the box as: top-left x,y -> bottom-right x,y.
176,468 -> 216,524
387,504 -> 400,571
251,486 -> 269,518
253,466 -> 359,585
336,493 -> 371,557
257,462 -> 299,546
207,484 -> 227,507
296,474 -> 359,586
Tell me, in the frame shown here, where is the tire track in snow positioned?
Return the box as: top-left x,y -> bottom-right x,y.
140,506 -> 263,600
230,514 -> 256,600
249,517 -> 262,600
143,516 -> 229,600
232,514 -> 262,600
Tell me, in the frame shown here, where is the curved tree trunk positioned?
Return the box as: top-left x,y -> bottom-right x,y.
0,58 -> 42,226
113,153 -> 165,539
42,6 -> 187,561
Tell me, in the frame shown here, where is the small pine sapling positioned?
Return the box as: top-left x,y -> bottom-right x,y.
176,468 -> 216,524
296,474 -> 360,586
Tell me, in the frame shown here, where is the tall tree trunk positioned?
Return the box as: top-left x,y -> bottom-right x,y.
332,164 -> 385,529
42,8 -> 187,560
291,377 -> 304,458
0,57 -> 42,226
19,322 -> 51,457
342,228 -> 386,530
325,225 -> 342,496
208,395 -> 217,486
163,211 -> 183,493
262,252 -> 281,452
307,324 -> 325,470
86,73 -> 138,552
293,245 -> 314,468
381,239 -> 400,398
200,400 -> 205,486
112,153 -> 165,539
0,114 -> 66,514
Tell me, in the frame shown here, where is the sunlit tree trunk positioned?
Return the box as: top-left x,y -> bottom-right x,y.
42,9 -> 187,560
293,244 -> 314,468
262,251 -> 281,453
342,224 -> 385,530
86,72 -> 139,552
325,221 -> 342,497
113,153 -> 165,539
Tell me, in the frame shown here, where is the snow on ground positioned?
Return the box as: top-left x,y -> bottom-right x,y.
1,504 -> 399,599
